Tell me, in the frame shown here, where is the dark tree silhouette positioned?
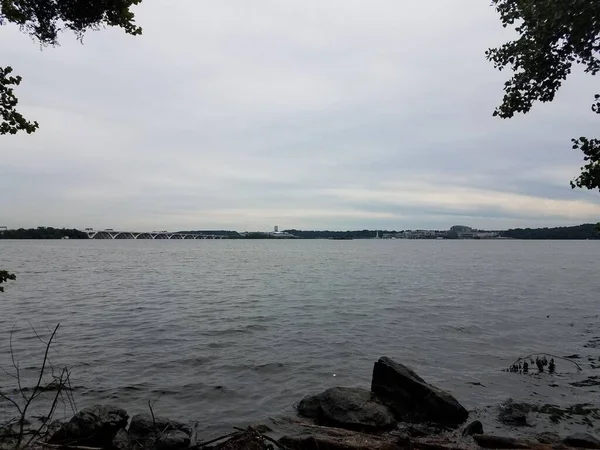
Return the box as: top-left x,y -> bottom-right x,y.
1,0 -> 143,135
0,270 -> 16,292
487,0 -> 600,191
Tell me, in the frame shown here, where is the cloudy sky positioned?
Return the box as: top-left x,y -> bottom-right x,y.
1,0 -> 599,231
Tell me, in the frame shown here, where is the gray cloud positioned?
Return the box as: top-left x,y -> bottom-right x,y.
1,0 -> 599,231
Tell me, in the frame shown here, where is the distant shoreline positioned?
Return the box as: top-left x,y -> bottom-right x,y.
0,223 -> 599,240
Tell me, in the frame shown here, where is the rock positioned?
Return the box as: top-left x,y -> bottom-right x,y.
154,430 -> 191,450
370,357 -> 468,425
128,413 -> 192,450
536,432 -> 560,445
563,433 -> 600,449
412,436 -> 487,450
129,413 -> 192,437
397,422 -> 447,438
461,420 -> 483,436
498,399 -> 534,426
220,428 -> 268,450
279,422 -> 404,450
252,424 -> 273,434
472,434 -> 529,449
49,404 -> 128,448
113,429 -> 133,450
297,387 -> 396,431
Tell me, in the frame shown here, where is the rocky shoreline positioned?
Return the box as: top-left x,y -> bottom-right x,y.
2,357 -> 599,450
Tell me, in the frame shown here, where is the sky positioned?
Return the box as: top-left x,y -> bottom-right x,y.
1,0 -> 600,232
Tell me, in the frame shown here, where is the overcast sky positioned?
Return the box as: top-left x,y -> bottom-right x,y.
1,0 -> 599,231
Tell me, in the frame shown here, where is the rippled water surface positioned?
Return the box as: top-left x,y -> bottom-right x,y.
1,240 -> 599,436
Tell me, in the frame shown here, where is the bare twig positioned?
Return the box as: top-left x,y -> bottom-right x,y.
146,397 -> 171,450
248,426 -> 288,450
1,323 -> 71,450
41,442 -> 103,450
16,324 -> 61,448
0,390 -> 23,413
258,432 -> 287,450
196,431 -> 237,447
25,368 -> 72,448
10,324 -> 26,403
28,321 -> 49,346
1,364 -> 19,380
190,420 -> 199,446
148,399 -> 159,442
223,426 -> 288,450
0,431 -> 38,438
61,373 -> 78,417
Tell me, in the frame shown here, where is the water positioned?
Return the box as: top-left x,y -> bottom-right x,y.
0,240 -> 599,437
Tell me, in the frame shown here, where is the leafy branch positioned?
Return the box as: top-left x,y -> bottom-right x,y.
1,0 -> 143,136
487,1 -> 600,190
0,66 -> 39,135
0,269 -> 16,292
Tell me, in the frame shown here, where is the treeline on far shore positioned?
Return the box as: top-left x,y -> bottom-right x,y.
0,227 -> 88,239
0,223 -> 599,240
501,223 -> 600,240
285,224 -> 600,240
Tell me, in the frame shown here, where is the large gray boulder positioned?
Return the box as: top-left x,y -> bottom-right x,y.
49,404 -> 128,448
297,387 -> 396,431
371,357 -> 468,425
128,413 -> 191,450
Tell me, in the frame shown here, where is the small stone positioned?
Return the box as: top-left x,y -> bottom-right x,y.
112,429 -> 133,450
536,432 -> 560,444
498,399 -> 533,426
563,433 -> 600,449
129,413 -> 192,437
462,420 -> 483,436
155,430 -> 191,450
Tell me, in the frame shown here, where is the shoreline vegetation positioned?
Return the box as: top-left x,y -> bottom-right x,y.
1,351 -> 599,450
0,224 -> 599,240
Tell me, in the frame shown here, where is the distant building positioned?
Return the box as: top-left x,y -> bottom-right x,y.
474,231 -> 500,239
268,226 -> 297,238
449,225 -> 472,239
450,225 -> 472,233
448,225 -> 499,239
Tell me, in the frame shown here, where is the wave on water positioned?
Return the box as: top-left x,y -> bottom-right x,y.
1,239 -> 599,436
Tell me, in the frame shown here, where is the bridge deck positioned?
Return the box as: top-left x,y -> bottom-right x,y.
82,231 -> 230,240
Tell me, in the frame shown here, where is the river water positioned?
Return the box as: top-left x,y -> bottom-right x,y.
0,240 -> 599,437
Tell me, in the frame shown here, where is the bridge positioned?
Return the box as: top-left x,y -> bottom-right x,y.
83,229 -> 231,240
